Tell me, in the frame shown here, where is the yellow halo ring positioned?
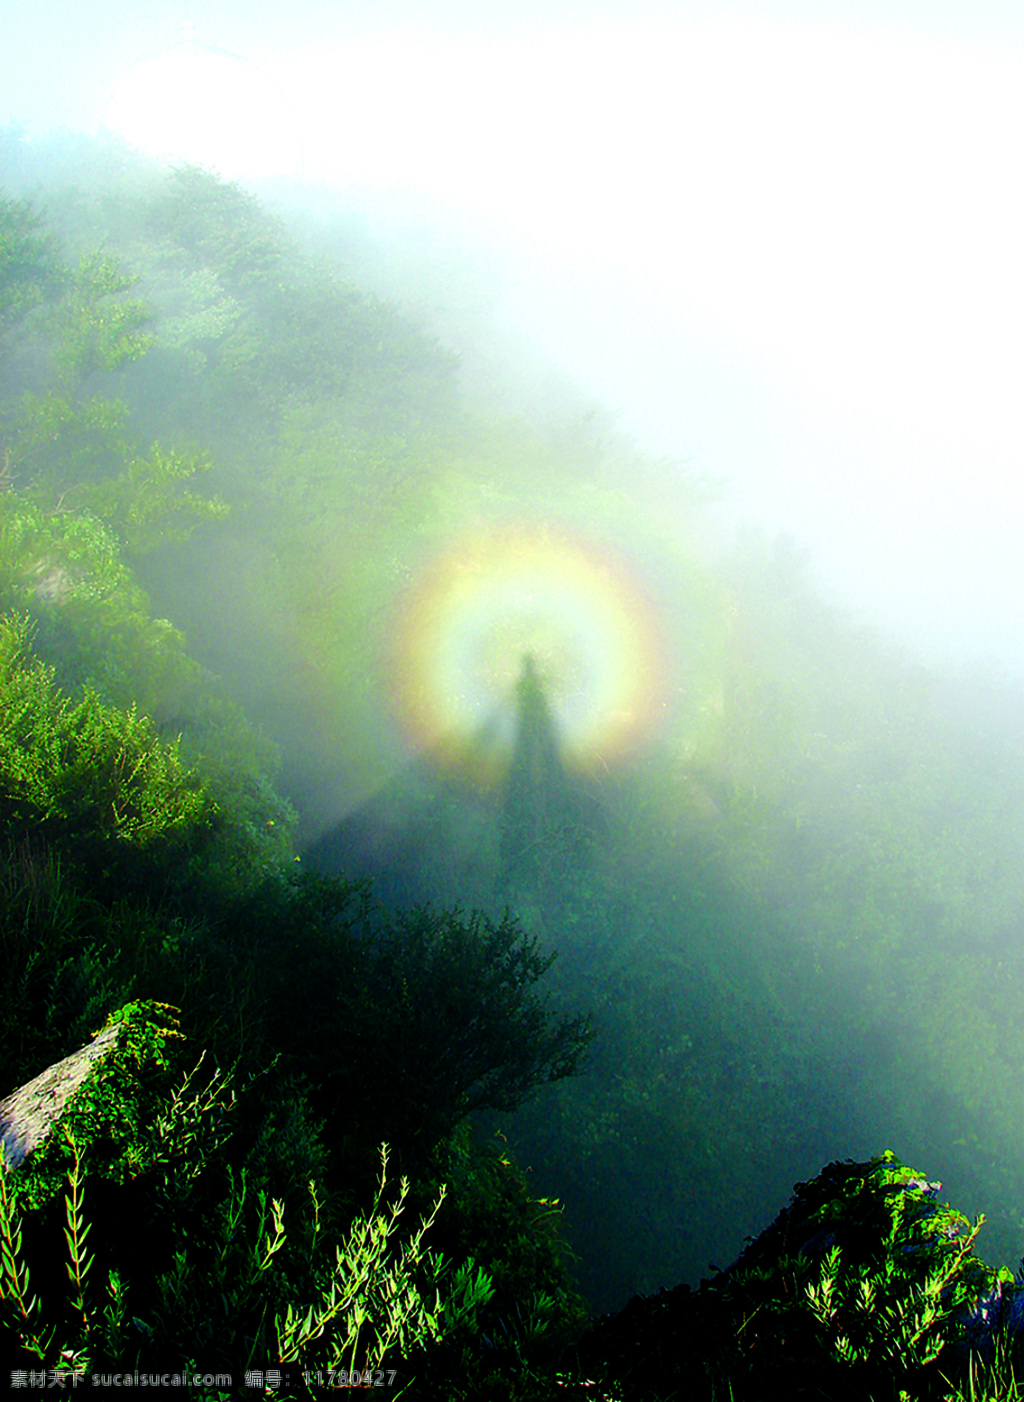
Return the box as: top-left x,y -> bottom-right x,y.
387,522 -> 666,777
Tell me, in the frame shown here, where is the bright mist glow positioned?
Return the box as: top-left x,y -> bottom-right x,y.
104,30 -> 300,180
388,523 -> 666,780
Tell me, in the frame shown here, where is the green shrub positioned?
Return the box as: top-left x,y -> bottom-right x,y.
211,876 -> 593,1172
0,610 -> 216,897
580,1151 -> 1019,1402
0,1003 -> 481,1396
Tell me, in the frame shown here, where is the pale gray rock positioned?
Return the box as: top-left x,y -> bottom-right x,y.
0,1022 -> 123,1168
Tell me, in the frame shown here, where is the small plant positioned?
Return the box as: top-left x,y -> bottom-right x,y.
0,1034 -> 487,1394
273,1145 -> 452,1374
0,1125 -> 138,1370
803,1186 -> 986,1371
154,1143 -> 457,1381
578,1151 -> 1024,1402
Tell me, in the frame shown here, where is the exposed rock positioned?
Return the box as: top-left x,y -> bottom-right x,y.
24,556 -> 76,605
0,1021 -> 123,1168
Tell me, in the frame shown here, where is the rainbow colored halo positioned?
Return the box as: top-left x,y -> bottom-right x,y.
388,523 -> 666,779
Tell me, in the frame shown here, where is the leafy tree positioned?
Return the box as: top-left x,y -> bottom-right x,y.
4,391 -> 132,497
0,606 -> 296,911
47,251 -> 153,393
0,610 -> 213,855
0,192 -> 60,330
81,440 -> 229,556
0,190 -> 228,555
212,875 -> 593,1175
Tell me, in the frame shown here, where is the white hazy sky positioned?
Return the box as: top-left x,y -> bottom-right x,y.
4,0 -> 1024,675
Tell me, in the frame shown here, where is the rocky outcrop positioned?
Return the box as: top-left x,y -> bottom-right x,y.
578,1152 -> 1020,1400
0,1002 -> 186,1185
0,1021 -> 123,1168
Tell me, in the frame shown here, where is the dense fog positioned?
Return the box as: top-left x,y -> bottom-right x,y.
8,2 -> 1024,677
4,0 -> 1024,1344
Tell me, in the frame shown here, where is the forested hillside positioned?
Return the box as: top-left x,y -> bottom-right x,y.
3,128 -> 1024,1398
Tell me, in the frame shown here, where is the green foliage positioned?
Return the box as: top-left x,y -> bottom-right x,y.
0,1018 -> 466,1393
0,192 -> 228,556
0,492 -> 200,729
83,440 -> 229,555
403,1122 -> 590,1400
0,192 -> 60,329
0,610 -> 214,855
5,1002 -> 232,1214
0,498 -> 297,904
4,390 -> 228,555
3,393 -> 227,555
719,1151 -> 994,1383
121,163 -> 457,456
0,491 -> 130,603
146,165 -> 288,295
0,609 -> 217,900
226,877 -> 593,1163
48,251 -> 153,390
150,1143 -> 453,1386
0,833 -> 129,1088
5,390 -> 131,495
0,1142 -> 60,1363
578,1152 -> 1024,1402
362,905 -> 593,1123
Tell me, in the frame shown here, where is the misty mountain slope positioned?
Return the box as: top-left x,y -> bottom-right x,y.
307,652 -> 605,914
0,616 -> 597,1393
314,543 -> 1024,1308
5,134 -> 1024,1330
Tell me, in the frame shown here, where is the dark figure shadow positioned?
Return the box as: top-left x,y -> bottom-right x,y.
497,652 -> 602,901
304,653 -> 604,917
